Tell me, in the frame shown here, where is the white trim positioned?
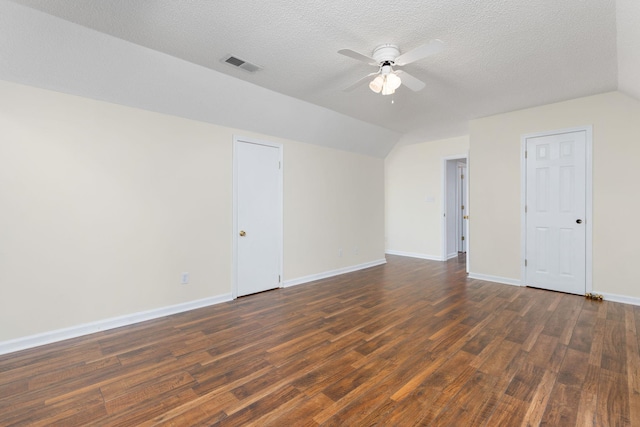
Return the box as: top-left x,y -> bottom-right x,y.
465,153 -> 470,273
468,273 -> 522,287
585,127 -> 593,294
520,126 -> 593,292
447,252 -> 459,260
600,292 -> 640,307
0,294 -> 233,356
520,138 -> 527,287
232,135 -> 284,299
386,250 -> 444,261
284,259 -> 387,287
456,162 -> 466,253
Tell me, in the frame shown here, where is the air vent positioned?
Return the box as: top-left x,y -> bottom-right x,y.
221,55 -> 262,73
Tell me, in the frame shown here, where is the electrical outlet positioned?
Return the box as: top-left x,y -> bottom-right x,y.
181,272 -> 189,285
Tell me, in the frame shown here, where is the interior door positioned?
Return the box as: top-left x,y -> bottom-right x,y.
235,138 -> 282,297
525,130 -> 586,295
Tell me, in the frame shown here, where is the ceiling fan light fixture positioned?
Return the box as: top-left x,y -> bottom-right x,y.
370,65 -> 402,96
381,78 -> 396,95
387,72 -> 402,90
369,75 -> 384,93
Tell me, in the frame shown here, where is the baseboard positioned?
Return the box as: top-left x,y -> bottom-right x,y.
0,294 -> 233,356
447,252 -> 459,260
467,276 -> 640,305
599,292 -> 640,307
385,250 -> 444,261
284,259 -> 387,288
468,272 -> 522,287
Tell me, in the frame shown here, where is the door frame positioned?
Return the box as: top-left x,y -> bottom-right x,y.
232,135 -> 284,299
456,162 -> 467,253
441,153 -> 469,272
520,126 -> 593,293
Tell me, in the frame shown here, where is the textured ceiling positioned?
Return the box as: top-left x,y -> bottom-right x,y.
6,0 -> 634,144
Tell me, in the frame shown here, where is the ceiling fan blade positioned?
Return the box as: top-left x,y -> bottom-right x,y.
395,39 -> 444,66
338,48 -> 378,65
342,72 -> 379,92
396,70 -> 426,92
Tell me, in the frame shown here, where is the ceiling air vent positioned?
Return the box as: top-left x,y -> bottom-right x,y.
221,55 -> 262,73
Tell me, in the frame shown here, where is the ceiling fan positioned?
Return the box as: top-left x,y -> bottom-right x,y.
338,39 -> 444,95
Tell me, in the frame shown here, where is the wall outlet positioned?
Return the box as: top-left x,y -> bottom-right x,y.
181,272 -> 189,284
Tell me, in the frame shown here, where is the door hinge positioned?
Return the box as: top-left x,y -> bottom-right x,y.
461,174 -> 464,179
525,205 -> 527,213
524,259 -> 528,267
278,275 -> 281,282
461,205 -> 465,210
525,150 -> 528,158
461,236 -> 465,241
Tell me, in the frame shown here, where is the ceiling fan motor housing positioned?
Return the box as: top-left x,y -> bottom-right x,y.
372,44 -> 400,64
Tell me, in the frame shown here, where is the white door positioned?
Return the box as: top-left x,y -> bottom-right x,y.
525,130 -> 586,295
234,138 -> 282,297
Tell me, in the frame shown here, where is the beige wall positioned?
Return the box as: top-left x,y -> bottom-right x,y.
469,91 -> 640,298
385,136 -> 469,259
0,80 -> 385,342
284,142 -> 384,279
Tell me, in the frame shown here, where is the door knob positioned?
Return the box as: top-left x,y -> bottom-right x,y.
576,219 -> 582,224
463,215 -> 469,219
239,230 -> 246,236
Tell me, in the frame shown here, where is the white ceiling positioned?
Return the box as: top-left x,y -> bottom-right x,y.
5,0 -> 640,146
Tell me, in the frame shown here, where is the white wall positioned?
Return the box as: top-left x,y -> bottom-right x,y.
469,91 -> 640,300
385,136 -> 469,259
0,80 -> 386,344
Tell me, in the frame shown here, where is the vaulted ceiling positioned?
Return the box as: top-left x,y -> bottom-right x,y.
5,0 -> 640,148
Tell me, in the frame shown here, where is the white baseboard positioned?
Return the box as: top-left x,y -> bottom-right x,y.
385,250 -> 444,261
468,272 -> 522,287
284,259 -> 387,288
447,252 -> 459,260
467,276 -> 640,305
0,294 -> 233,356
599,292 -> 640,306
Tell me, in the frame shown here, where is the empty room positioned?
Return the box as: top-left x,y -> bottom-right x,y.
1,0 -> 640,425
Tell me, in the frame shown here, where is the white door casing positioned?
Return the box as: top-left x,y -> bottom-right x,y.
233,137 -> 283,297
522,128 -> 592,295
441,154 -> 469,264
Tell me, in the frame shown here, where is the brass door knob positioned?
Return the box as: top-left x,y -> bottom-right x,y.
239,230 -> 246,236
463,215 -> 469,219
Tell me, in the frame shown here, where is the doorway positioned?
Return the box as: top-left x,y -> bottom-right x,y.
521,127 -> 592,295
457,162 -> 468,253
233,136 -> 283,297
443,154 -> 469,271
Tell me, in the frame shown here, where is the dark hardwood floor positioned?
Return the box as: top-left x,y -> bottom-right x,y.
1,255 -> 638,426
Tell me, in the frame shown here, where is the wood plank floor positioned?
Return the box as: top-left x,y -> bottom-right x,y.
1,255 -> 638,426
